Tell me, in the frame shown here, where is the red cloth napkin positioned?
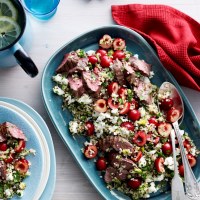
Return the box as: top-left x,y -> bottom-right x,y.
111,4 -> 200,91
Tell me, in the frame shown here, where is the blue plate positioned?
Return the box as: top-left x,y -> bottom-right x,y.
0,98 -> 56,200
41,25 -> 200,200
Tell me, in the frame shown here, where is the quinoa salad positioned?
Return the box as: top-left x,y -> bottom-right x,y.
0,122 -> 35,199
52,34 -> 199,199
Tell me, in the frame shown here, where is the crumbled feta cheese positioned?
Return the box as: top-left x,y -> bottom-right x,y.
16,190 -> 24,197
138,156 -> 147,168
190,147 -> 196,156
19,182 -> 26,190
77,94 -> 92,104
86,50 -> 95,56
4,189 -> 13,198
139,107 -> 146,117
69,121 -> 79,134
111,109 -> 119,115
164,157 -> 175,170
148,182 -> 158,193
52,74 -> 68,85
153,174 -> 165,181
53,86 -> 64,96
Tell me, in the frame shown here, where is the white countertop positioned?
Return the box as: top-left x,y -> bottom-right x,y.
0,0 -> 200,199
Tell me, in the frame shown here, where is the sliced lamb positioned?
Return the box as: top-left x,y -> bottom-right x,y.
134,81 -> 154,104
104,167 -> 116,183
112,59 -> 126,86
1,122 -> 27,140
82,71 -> 101,97
129,56 -> 151,77
0,161 -> 6,180
116,169 -> 129,181
68,76 -> 85,97
99,136 -> 134,153
56,51 -> 79,73
0,125 -> 7,142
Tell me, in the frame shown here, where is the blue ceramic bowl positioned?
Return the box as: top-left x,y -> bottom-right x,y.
42,25 -> 200,200
0,104 -> 45,200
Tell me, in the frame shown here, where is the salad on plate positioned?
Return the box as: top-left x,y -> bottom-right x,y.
0,122 -> 35,199
52,34 -> 199,199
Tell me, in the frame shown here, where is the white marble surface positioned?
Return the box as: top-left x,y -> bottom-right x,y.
0,0 -> 200,199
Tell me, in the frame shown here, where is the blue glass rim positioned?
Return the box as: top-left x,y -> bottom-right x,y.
19,0 -> 60,17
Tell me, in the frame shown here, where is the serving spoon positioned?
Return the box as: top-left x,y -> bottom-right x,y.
159,82 -> 200,199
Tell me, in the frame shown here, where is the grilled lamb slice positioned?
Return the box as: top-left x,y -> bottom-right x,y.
134,81 -> 154,104
0,125 -> 6,142
56,51 -> 79,73
0,161 -> 6,180
116,169 -> 129,181
129,56 -> 151,77
104,167 -> 116,183
68,76 -> 85,97
82,71 -> 101,97
112,59 -> 126,86
0,122 -> 27,140
99,136 -> 134,153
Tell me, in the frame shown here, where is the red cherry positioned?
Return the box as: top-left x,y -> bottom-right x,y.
113,38 -> 126,50
131,99 -> 139,109
162,142 -> 173,155
148,117 -> 158,127
96,49 -> 107,57
118,87 -> 127,99
132,151 -> 143,162
15,140 -> 26,153
127,178 -> 142,190
85,121 -> 95,136
113,50 -> 125,60
100,55 -> 113,68
187,154 -> 196,167
183,139 -> 191,151
157,122 -> 172,138
178,164 -> 184,177
133,131 -> 147,147
84,145 -> 98,159
128,109 -> 141,121
96,157 -> 107,171
107,82 -> 119,95
4,153 -> 14,163
120,122 -> 134,131
154,157 -> 165,173
94,99 -> 107,113
166,107 -> 180,123
160,98 -> 174,111
119,102 -> 131,115
0,143 -> 7,151
14,159 -> 29,174
88,55 -> 98,65
107,98 -> 119,109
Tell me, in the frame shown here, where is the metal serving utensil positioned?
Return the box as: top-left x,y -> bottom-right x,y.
159,82 -> 200,199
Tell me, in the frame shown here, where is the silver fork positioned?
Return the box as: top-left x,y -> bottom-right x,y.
170,130 -> 186,200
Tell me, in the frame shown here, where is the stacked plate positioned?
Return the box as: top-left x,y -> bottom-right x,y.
0,97 -> 56,200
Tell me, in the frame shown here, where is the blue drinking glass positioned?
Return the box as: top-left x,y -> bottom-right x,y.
20,0 -> 60,20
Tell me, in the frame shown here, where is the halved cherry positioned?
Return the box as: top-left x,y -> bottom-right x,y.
96,49 -> 107,57
127,178 -> 142,190
162,142 -> 173,155
118,87 -> 127,99
99,34 -> 113,49
85,121 -> 95,136
133,131 -> 147,147
94,99 -> 107,113
183,139 -> 191,151
154,157 -> 165,173
148,117 -> 158,127
108,98 -> 119,109
120,121 -> 134,131
0,142 -> 7,151
107,82 -> 119,95
132,151 -> 143,162
166,107 -> 180,123
113,38 -> 126,50
187,154 -> 197,167
100,55 -> 113,68
96,157 -> 107,171
157,122 -> 172,138
14,159 -> 29,174
84,145 -> 98,159
14,139 -> 26,153
160,98 -> 174,111
88,55 -> 98,65
178,164 -> 184,177
128,109 -> 141,121
113,50 -> 125,60
119,102 -> 131,115
4,153 -> 14,163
